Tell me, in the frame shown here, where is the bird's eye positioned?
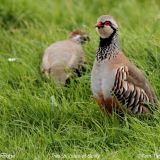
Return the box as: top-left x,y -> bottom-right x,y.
105,21 -> 111,26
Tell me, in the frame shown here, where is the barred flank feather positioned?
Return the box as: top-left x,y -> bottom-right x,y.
112,66 -> 150,114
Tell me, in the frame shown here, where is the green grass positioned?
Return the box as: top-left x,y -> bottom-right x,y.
0,0 -> 160,159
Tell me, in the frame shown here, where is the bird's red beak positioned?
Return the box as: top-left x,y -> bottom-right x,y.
95,22 -> 103,28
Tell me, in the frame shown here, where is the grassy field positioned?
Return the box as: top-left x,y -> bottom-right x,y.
0,0 -> 160,159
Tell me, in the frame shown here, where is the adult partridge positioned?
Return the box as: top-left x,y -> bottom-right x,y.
91,15 -> 157,115
41,30 -> 89,85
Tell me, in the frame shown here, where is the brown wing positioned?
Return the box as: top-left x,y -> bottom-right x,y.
127,63 -> 157,104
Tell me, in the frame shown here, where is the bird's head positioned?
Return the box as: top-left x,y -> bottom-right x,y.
69,29 -> 90,44
95,15 -> 118,39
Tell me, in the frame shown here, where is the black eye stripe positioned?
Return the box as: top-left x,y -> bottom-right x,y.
104,21 -> 111,25
104,21 -> 115,30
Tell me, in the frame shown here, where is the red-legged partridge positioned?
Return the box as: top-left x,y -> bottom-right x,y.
41,30 -> 89,85
91,15 -> 157,115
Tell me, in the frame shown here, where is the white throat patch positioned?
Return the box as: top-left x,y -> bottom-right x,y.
96,26 -> 113,39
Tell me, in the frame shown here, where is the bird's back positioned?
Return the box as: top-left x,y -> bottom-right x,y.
42,40 -> 83,70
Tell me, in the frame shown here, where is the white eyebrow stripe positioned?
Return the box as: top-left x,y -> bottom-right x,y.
72,35 -> 82,43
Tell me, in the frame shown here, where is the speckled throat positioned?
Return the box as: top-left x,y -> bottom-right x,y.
96,31 -> 119,62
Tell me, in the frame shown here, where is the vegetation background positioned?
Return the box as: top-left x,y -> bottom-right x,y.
0,0 -> 160,159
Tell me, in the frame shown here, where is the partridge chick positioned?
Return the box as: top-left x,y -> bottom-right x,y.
41,30 -> 89,85
91,15 -> 157,115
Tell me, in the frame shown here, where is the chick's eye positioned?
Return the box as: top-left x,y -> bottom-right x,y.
105,21 -> 111,26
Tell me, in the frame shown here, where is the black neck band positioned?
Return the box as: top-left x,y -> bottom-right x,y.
99,28 -> 116,47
